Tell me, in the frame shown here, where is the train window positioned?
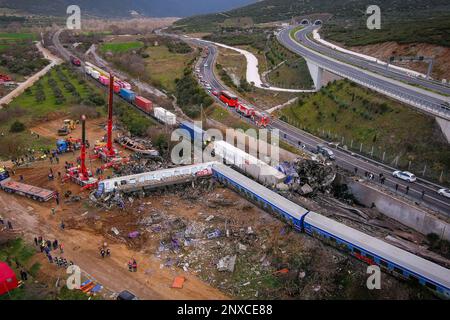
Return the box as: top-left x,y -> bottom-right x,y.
120,180 -> 127,185
409,275 -> 419,284
353,248 -> 361,255
379,260 -> 388,268
425,282 -> 436,291
329,237 -> 336,243
393,267 -> 404,275
365,253 -> 374,260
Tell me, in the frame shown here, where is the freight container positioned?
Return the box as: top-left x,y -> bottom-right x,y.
90,70 -> 100,80
154,107 -> 176,125
99,75 -> 109,86
122,82 -> 132,90
135,96 -> 153,113
119,88 -> 136,102
85,66 -> 92,75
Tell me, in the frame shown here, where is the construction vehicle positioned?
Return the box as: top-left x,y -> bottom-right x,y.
0,167 -> 56,202
64,119 -> 77,130
63,115 -> 98,190
57,126 -> 70,136
56,138 -> 81,154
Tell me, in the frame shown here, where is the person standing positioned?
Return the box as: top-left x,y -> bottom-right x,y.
59,243 -> 64,254
395,184 -> 399,192
421,190 -> 425,199
34,237 -> 38,246
132,259 -> 137,272
406,186 -> 409,195
7,220 -> 12,229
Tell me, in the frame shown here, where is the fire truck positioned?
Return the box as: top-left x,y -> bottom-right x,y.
219,91 -> 239,107
237,103 -> 255,117
252,111 -> 270,127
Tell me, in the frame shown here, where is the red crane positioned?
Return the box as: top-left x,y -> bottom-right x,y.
79,114 -> 88,180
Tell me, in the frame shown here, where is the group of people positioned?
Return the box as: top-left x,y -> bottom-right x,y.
0,216 -> 13,230
128,258 -> 138,272
35,236 -> 64,264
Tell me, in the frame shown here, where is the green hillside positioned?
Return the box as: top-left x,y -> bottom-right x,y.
174,0 -> 450,47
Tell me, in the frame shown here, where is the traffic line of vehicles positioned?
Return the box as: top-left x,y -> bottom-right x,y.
195,66 -> 270,128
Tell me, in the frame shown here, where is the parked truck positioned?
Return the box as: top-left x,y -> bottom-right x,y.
56,138 -> 81,153
0,168 -> 56,202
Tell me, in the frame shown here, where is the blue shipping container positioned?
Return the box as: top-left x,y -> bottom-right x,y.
119,88 -> 136,102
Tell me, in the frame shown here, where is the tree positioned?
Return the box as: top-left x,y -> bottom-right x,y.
10,121 -> 25,133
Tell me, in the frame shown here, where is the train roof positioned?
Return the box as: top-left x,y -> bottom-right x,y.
304,211 -> 450,290
212,163 -> 308,221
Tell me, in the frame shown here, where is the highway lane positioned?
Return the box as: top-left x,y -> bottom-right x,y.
53,29 -> 450,216
185,36 -> 450,216
300,26 -> 450,96
277,26 -> 450,120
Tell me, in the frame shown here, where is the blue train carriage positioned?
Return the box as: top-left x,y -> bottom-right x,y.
211,163 -> 309,230
303,211 -> 450,298
179,121 -> 209,145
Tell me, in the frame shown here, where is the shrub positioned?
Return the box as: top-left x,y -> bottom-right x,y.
10,121 -> 25,133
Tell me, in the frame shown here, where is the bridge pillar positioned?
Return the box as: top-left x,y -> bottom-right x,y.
436,117 -> 450,144
305,59 -> 323,90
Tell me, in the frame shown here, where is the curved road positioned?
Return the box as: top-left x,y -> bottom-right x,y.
277,26 -> 450,120
184,35 -> 450,217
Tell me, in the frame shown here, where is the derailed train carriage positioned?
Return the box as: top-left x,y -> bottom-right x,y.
211,163 -> 450,298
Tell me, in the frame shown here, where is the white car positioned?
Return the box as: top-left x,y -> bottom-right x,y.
437,188 -> 450,198
392,170 -> 417,182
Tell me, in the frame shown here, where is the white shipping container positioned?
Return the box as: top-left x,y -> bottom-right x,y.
90,70 -> 100,80
85,66 -> 93,75
154,107 -> 176,125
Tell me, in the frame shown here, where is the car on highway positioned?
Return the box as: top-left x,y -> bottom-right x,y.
316,144 -> 335,160
392,170 -> 417,182
437,188 -> 450,198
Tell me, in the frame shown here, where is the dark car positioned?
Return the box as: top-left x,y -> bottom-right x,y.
116,290 -> 139,300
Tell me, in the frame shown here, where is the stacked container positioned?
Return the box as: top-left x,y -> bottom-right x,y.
154,107 -> 176,125
135,96 -> 153,113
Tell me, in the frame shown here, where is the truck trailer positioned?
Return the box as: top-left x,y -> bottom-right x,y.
0,168 -> 56,202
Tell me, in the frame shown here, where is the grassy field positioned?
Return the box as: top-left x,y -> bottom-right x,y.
0,32 -> 35,41
0,238 -> 94,300
144,44 -> 196,92
100,41 -> 143,53
0,64 -> 106,159
279,79 -> 450,182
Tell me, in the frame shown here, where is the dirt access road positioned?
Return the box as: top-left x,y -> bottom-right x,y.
0,42 -> 63,107
0,117 -> 227,300
0,177 -> 227,300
